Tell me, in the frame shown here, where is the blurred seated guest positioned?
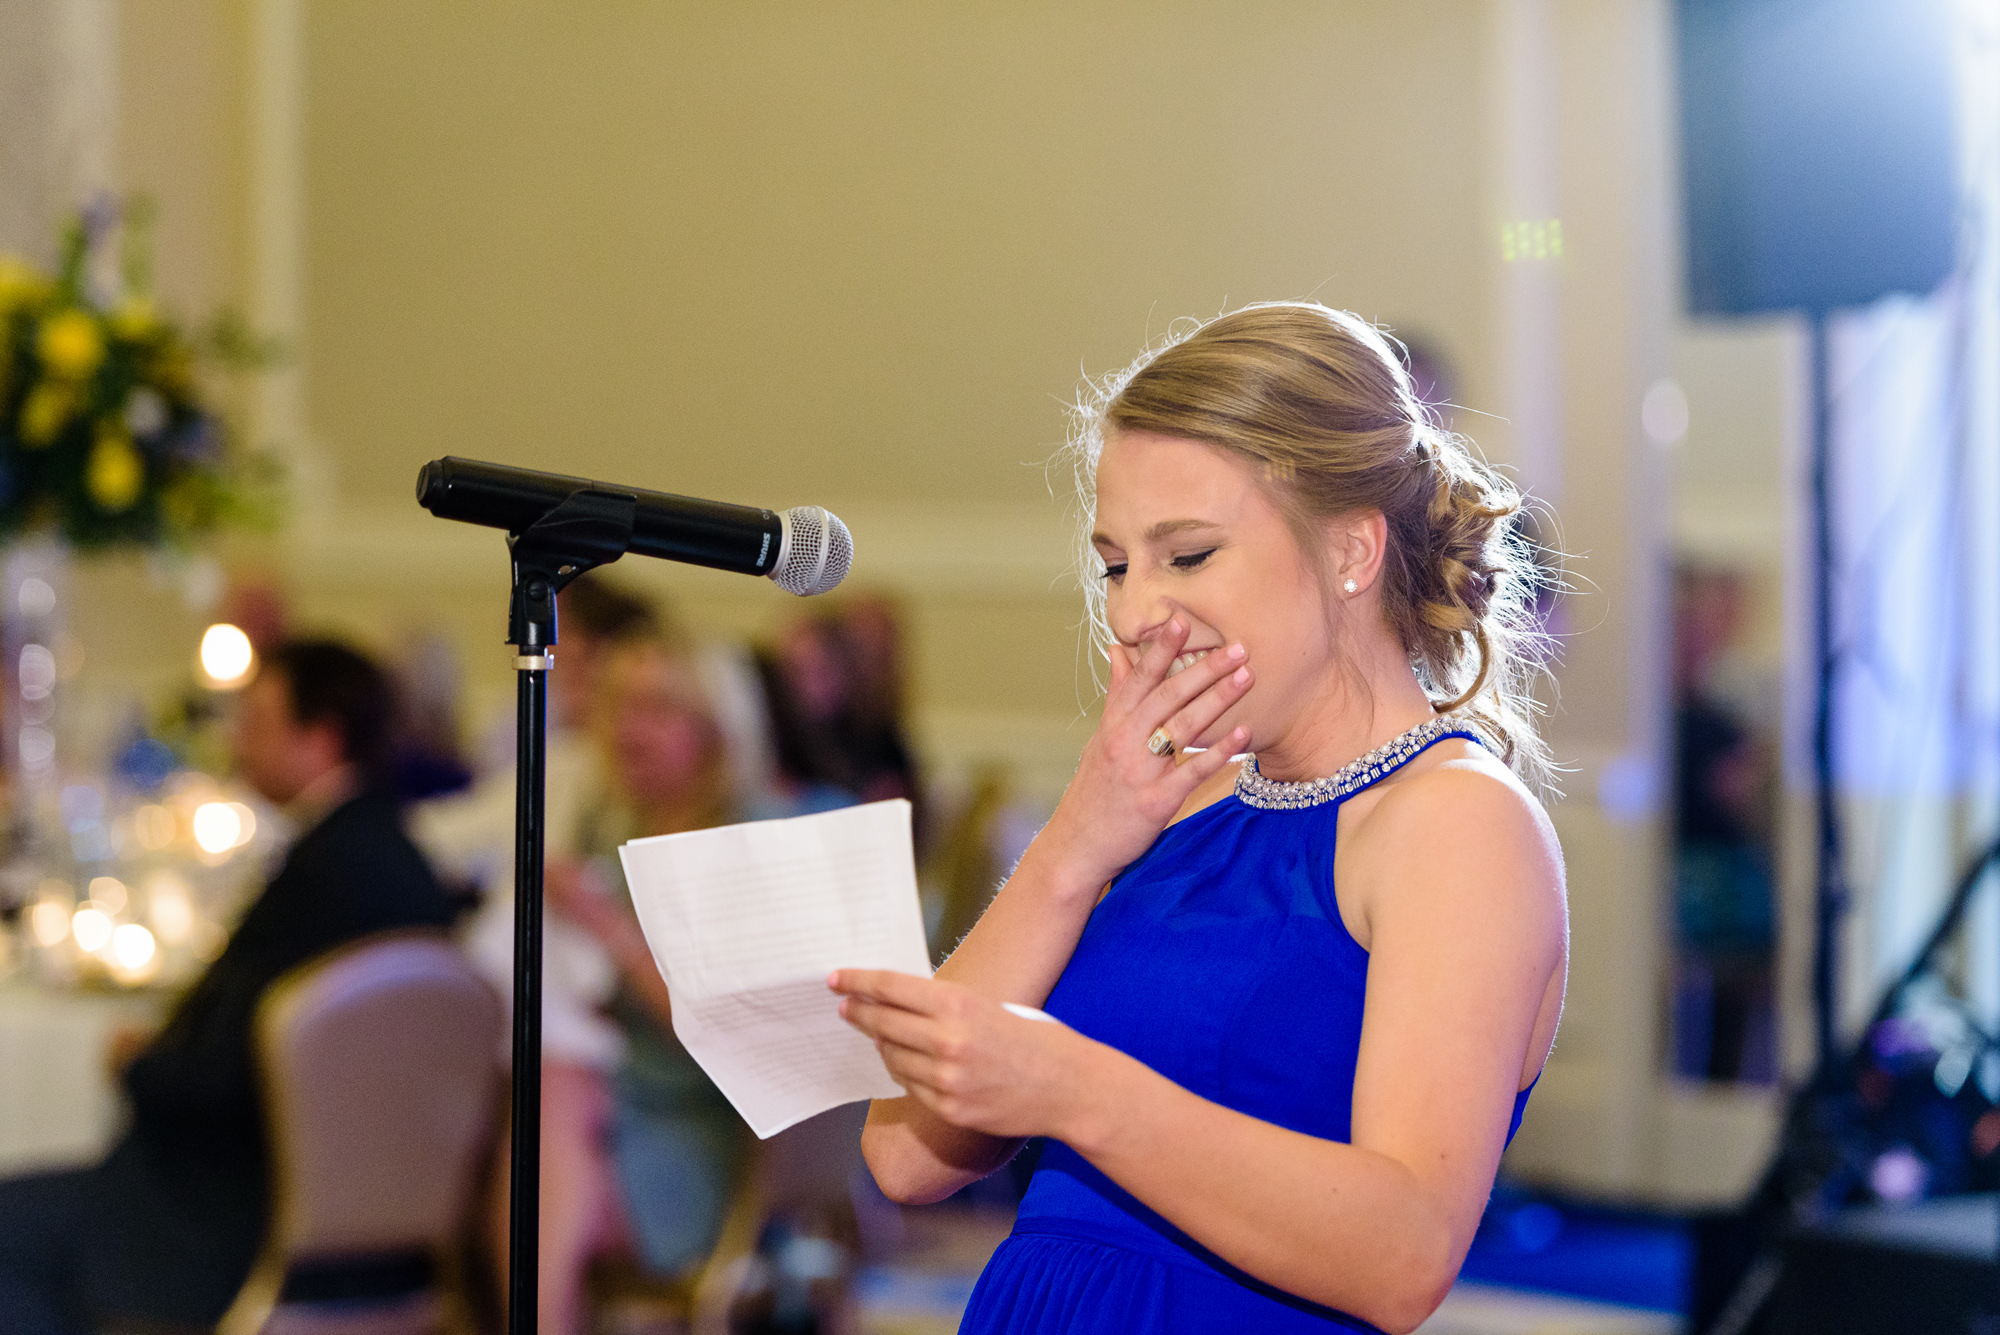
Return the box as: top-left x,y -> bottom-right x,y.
415,575 -> 663,1087
139,575 -> 295,779
221,574 -> 292,656
417,577 -> 664,1335
487,628 -> 750,1335
755,599 -> 922,828
1672,564 -> 1776,1082
472,573 -> 660,779
0,639 -> 456,1335
837,593 -> 922,809
694,637 -> 782,813
392,631 -> 475,801
755,612 -> 861,814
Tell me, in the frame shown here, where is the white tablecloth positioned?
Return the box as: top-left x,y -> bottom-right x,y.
0,982 -> 164,1174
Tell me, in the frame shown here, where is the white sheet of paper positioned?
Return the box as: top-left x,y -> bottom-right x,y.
617,799 -> 931,1138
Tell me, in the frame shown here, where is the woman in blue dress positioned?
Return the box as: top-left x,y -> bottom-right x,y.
832,302 -> 1568,1334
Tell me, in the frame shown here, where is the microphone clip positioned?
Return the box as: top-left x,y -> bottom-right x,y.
505,487 -> 637,650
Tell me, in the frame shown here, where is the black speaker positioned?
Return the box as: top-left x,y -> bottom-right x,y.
1677,0 -> 1960,316
1772,1195 -> 2000,1334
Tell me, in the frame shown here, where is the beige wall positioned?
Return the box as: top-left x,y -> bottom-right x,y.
115,0 -> 250,319
282,1 -> 1500,777
88,0 -> 1507,798
299,2 -> 1492,514
78,0 -> 1748,1199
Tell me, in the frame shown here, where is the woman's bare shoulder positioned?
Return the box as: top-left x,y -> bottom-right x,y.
1343,741 -> 1565,908
1370,740 -> 1550,832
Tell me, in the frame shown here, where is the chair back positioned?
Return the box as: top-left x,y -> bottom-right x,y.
221,931 -> 501,1335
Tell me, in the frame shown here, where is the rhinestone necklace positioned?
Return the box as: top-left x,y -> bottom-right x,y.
1233,715 -> 1478,810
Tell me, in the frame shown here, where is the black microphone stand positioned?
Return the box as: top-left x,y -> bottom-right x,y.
499,489 -> 636,1335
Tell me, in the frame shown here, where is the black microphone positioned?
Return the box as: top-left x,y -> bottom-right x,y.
415,456 -> 852,596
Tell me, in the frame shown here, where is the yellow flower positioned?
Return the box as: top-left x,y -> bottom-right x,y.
38,309 -> 105,380
0,256 -> 49,311
87,430 -> 144,512
108,297 -> 158,341
149,344 -> 195,397
19,383 -> 75,446
161,477 -> 205,533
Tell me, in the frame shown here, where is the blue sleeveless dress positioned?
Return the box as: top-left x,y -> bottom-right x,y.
958,721 -> 1536,1334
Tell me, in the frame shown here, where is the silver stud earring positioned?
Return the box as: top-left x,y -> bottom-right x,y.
1343,578 -> 1359,595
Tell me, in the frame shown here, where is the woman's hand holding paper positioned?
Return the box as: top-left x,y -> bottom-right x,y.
833,969 -> 1115,1142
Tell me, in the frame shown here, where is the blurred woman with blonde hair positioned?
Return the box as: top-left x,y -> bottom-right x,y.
834,303 -> 1568,1334
504,628 -> 745,1334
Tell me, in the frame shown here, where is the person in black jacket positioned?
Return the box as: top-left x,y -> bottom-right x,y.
0,639 -> 457,1335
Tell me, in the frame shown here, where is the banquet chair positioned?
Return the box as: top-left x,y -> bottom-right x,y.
585,1158 -> 764,1335
589,1104 -> 871,1335
927,763 -> 1013,963
217,931 -> 502,1335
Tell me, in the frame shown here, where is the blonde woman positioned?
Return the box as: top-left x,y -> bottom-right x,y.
520,632 -> 745,1335
833,304 -> 1567,1334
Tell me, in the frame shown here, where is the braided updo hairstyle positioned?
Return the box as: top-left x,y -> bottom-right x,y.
1067,301 -> 1556,794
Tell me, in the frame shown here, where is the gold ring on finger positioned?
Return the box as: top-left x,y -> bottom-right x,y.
1147,727 -> 1176,758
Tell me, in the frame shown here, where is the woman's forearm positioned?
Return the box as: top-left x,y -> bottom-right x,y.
936,829 -> 1109,1001
860,644 -> 1256,1203
861,1097 -> 1024,1203
1060,1046 -> 1461,1335
861,832 -> 1104,1201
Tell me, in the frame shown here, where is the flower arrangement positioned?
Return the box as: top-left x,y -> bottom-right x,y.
0,205 -> 279,549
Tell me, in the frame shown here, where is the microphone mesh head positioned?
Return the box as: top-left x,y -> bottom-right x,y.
771,506 -> 853,596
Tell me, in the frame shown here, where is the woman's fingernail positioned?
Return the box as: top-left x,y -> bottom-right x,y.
1233,667 -> 1251,685
1227,643 -> 1246,660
